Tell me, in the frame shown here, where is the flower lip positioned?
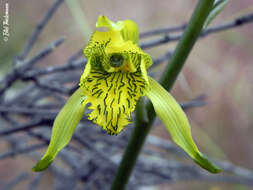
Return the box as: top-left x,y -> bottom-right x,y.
109,53 -> 124,67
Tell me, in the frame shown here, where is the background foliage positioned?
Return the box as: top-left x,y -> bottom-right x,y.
0,0 -> 253,189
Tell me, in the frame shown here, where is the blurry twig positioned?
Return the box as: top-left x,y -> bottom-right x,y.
151,51 -> 173,68
0,3 -> 253,190
0,144 -> 46,160
140,12 -> 253,49
180,94 -> 207,110
27,173 -> 45,190
140,23 -> 187,38
22,58 -> 86,79
0,37 -> 65,97
0,119 -> 49,137
0,106 -> 59,115
18,0 -> 64,60
0,173 -> 29,190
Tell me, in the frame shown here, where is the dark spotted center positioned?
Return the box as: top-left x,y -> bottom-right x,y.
109,54 -> 124,67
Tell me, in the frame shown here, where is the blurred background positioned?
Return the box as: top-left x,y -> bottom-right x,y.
0,0 -> 253,189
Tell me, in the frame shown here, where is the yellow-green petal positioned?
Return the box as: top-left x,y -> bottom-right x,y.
146,77 -> 221,173
119,20 -> 139,44
96,15 -> 139,43
80,15 -> 152,135
96,15 -> 122,31
80,68 -> 149,135
83,31 -> 152,74
32,88 -> 86,172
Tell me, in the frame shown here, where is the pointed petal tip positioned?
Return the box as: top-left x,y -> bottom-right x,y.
32,156 -> 53,172
96,15 -> 116,29
194,153 -> 222,174
32,88 -> 85,172
194,159 -> 222,174
147,77 -> 221,174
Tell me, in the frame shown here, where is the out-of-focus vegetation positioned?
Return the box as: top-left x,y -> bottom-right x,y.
0,13 -> 30,76
1,0 -> 253,189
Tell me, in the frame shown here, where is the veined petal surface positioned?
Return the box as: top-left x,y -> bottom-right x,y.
32,88 -> 86,171
146,77 -> 221,173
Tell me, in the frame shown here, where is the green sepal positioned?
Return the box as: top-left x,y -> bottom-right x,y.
32,88 -> 86,172
203,0 -> 229,29
146,77 -> 221,173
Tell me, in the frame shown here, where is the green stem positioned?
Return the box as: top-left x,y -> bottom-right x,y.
110,1 -> 214,190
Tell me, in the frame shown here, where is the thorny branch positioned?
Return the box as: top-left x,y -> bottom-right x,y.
1,0 -> 253,189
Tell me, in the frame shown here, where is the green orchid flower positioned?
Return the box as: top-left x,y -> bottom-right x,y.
32,15 -> 221,173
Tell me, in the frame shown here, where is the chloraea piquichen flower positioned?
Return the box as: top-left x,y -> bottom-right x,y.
32,15 -> 221,174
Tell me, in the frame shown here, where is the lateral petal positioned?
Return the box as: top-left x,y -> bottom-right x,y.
146,77 -> 221,173
32,88 -> 86,171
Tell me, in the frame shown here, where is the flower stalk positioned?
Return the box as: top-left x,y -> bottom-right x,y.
110,0 -> 215,189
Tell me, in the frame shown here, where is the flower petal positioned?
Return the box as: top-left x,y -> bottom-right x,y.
119,20 -> 139,44
83,31 -> 152,74
146,77 -> 221,173
80,68 -> 149,135
96,15 -> 122,31
81,16 -> 152,135
96,15 -> 139,43
32,88 -> 86,172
